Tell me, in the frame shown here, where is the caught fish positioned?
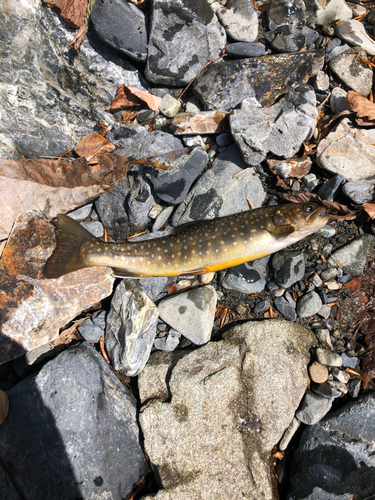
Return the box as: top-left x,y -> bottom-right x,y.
43,202 -> 329,279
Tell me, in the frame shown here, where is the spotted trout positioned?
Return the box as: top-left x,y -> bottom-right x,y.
43,202 -> 329,279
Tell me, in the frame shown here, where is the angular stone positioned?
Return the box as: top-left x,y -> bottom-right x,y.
145,0 -> 226,86
268,157 -> 312,178
158,285 -> 217,345
297,291 -> 323,318
265,25 -> 307,53
342,179 -> 375,204
295,391 -> 333,425
193,49 -> 324,110
274,296 -> 298,321
329,47 -> 373,97
316,118 -> 375,181
105,279 -> 159,376
317,174 -> 346,201
139,319 -> 315,498
0,343 -> 148,498
91,0 -> 148,61
273,249 -> 305,288
0,212 -> 114,364
336,19 -> 375,56
328,234 -> 375,276
230,84 -> 317,166
214,0 -> 258,42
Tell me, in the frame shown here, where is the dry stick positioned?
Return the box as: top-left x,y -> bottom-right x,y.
317,91 -> 332,111
99,336 -> 111,364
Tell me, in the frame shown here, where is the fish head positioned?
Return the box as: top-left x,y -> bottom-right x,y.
272,202 -> 329,239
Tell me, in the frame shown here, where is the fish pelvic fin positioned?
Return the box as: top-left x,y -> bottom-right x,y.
43,214 -> 97,279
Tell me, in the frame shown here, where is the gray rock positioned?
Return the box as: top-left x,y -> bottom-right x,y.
317,174 -> 346,201
214,0 -> 258,42
289,393 -> 375,499
91,0 -> 148,61
254,298 -> 271,314
139,276 -> 169,302
342,179 -> 375,204
0,1 -> 144,159
154,329 -> 181,351
137,109 -> 157,123
336,19 -> 375,56
295,391 -> 333,425
316,347 -> 343,367
145,0 -> 226,85
314,70 -> 330,91
268,0 -> 306,30
230,84 -> 317,166
226,42 -> 266,58
279,417 -> 301,451
68,204 -> 93,221
273,249 -> 305,288
329,86 -> 348,114
274,296 -> 298,321
316,118 -> 375,181
139,319 -> 315,498
341,352 -> 358,369
105,279 -> 159,376
329,47 -> 373,96
347,378 -> 361,398
265,25 -> 307,53
325,38 -> 350,63
317,225 -> 336,238
159,94 -> 181,117
172,144 -> 266,226
158,285 -> 217,345
77,310 -> 106,342
152,206 -> 174,232
328,234 -> 375,275
0,343 -> 148,499
221,255 -> 270,294
81,220 -> 104,238
297,291 -> 323,318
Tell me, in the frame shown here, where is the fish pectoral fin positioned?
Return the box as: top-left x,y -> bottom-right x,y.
179,267 -> 207,277
111,268 -> 152,278
270,224 -> 295,236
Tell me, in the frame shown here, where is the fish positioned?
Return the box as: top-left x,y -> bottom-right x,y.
43,202 -> 329,279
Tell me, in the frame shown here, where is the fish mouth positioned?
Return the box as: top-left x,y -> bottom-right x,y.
308,206 -> 329,227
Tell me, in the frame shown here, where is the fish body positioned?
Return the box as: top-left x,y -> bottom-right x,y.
43,203 -> 329,279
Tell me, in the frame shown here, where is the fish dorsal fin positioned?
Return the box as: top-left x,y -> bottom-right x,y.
171,219 -> 208,235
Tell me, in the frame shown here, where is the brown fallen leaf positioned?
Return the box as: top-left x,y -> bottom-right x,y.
284,192 -> 359,221
170,111 -> 229,135
109,84 -> 162,112
0,390 -> 9,425
45,0 -> 88,28
363,202 -> 375,218
96,120 -> 111,137
75,133 -> 115,161
346,90 -> 375,126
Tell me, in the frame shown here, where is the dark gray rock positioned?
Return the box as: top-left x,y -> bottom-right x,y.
297,291 -> 323,318
91,0 -> 148,61
318,174 -> 346,201
325,37 -> 350,62
295,391 -> 333,425
77,310 -> 106,342
268,0 -> 306,30
140,276 -> 168,302
192,49 -> 324,110
342,179 -> 375,204
221,256 -> 270,294
172,144 -> 266,225
273,249 -> 305,288
254,298 -> 271,314
226,42 -> 266,58
105,279 -> 159,376
265,25 -> 307,53
230,85 -> 317,166
0,343 -> 148,499
274,296 -> 298,321
289,393 -> 375,499
145,0 -> 226,86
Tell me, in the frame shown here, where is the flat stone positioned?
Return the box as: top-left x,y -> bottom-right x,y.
268,0 -> 306,30
171,111 -> 229,135
328,234 -> 375,275
274,296 -> 298,321
105,279 -> 159,376
226,42 -> 266,58
316,118 -> 375,181
330,86 -> 348,114
193,49 -> 324,110
145,0 -> 226,86
0,212 -> 114,364
316,347 -> 343,367
295,391 -> 333,425
269,157 -> 312,178
317,174 -> 346,201
309,361 -> 329,383
336,19 -> 375,56
273,249 -> 305,288
91,0 -> 148,61
158,285 -> 217,345
214,0 -> 258,42
77,310 -> 106,343
342,179 -> 375,204
279,417 -> 301,451
325,38 -> 350,63
297,291 -> 323,318
154,329 -> 181,351
230,84 -> 317,166
0,343 -> 148,498
329,47 -> 373,97
254,298 -> 271,314
265,25 -> 307,53
221,255 -> 269,294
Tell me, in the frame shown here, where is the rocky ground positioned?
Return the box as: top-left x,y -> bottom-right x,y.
1,0 -> 375,498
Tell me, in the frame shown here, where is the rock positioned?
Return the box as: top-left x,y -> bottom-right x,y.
226,42 -> 266,58
329,86 -> 348,114
152,206 -> 174,232
0,343 -> 148,498
314,0 -> 353,26
145,0 -> 226,86
328,234 -> 375,275
273,249 -> 305,288
329,47 -> 373,97
77,310 -> 106,342
321,269 -> 339,282
347,378 -> 361,398
315,328 -> 334,349
265,25 -> 307,53
0,212 -> 114,364
336,19 -> 375,56
230,84 -> 317,166
216,132 -> 234,147
314,70 -> 330,91
295,391 -> 333,425
221,255 -> 270,294
325,37 -> 350,63
317,304 -> 332,320
331,367 -> 350,383
158,285 -> 217,345
159,94 -> 181,117
0,0 -> 143,159
139,276 -> 169,302
68,203 -> 93,221
317,174 -> 346,201
289,393 -> 375,499
172,144 -> 266,226
268,157 -> 312,178
139,319 -> 315,498
311,381 -> 342,399
193,49 -> 324,110
274,296 -> 298,321
154,329 -> 181,351
268,0 -> 306,30
91,0 -> 148,61
309,361 -> 329,383
297,291 -> 323,318
316,347 -> 343,367
105,279 -> 159,376
81,220 -> 104,238
316,118 -> 375,181
342,179 -> 375,204
137,109 -> 157,123
214,0 -> 258,42
254,298 -> 271,314
171,111 -> 229,135
279,417 -> 301,451
341,352 -> 358,369
317,225 -> 336,238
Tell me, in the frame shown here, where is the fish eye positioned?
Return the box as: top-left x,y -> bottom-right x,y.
304,203 -> 315,213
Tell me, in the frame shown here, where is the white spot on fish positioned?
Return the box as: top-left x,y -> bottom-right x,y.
158,256 -> 162,260
251,229 -> 256,233
240,232 -> 244,236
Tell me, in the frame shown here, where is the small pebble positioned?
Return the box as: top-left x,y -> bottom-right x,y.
314,71 -> 330,92
309,361 -> 329,383
312,273 -> 323,287
320,268 -> 338,280
330,86 -> 348,114
325,281 -> 342,290
341,352 -> 358,369
226,42 -> 266,58
82,220 -> 104,237
318,225 -> 336,238
315,329 -> 333,350
254,298 -> 271,314
331,367 -> 350,384
274,296 -> 297,321
327,380 -> 348,395
317,304 -> 331,320
159,94 -> 181,117
316,347 -> 342,367
295,391 -> 333,425
347,378 -> 361,398
68,204 -> 93,221
297,291 -> 322,318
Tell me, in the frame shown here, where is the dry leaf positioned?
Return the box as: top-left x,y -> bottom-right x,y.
96,120 -> 111,136
346,90 -> 375,126
75,133 -> 115,161
109,84 -> 162,111
284,192 -> 359,221
45,0 -> 88,28
0,390 -> 9,425
363,202 -> 375,218
171,111 -> 229,135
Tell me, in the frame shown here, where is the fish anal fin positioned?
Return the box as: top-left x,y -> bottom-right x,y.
179,267 -> 207,277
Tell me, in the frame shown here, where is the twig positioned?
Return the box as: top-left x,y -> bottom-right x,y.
99,336 -> 111,364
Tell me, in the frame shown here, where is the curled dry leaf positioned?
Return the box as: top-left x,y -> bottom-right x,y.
170,111 -> 229,135
96,120 -> 112,136
0,390 -> 9,425
109,84 -> 162,112
346,90 -> 375,126
363,202 -> 375,219
74,133 -> 115,161
284,192 -> 359,221
45,0 -> 88,28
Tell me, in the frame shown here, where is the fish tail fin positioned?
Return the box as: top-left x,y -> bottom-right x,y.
43,214 -> 98,279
